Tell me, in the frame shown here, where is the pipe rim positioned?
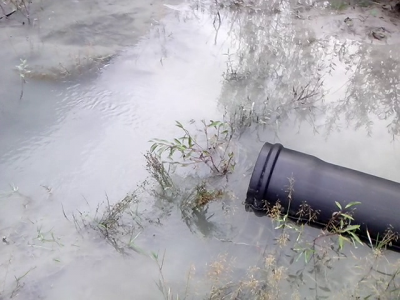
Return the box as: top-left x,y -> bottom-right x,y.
246,143 -> 283,210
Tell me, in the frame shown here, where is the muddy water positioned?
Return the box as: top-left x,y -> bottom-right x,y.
1,0 -> 400,299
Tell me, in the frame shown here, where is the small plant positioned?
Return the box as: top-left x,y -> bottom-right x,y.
15,59 -> 30,100
293,201 -> 363,264
173,181 -> 227,237
35,227 -> 63,247
151,250 -> 194,300
205,252 -> 294,300
222,50 -> 248,82
144,151 -> 173,190
98,194 -> 136,235
10,267 -> 36,298
94,193 -> 142,252
324,201 -> 363,250
194,181 -> 224,207
367,226 -> 399,257
150,120 -> 235,175
267,178 -> 307,248
264,177 -> 363,263
152,251 -> 173,299
296,201 -> 320,224
226,77 -> 325,133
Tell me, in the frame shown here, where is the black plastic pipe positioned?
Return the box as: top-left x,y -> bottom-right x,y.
246,142 -> 400,249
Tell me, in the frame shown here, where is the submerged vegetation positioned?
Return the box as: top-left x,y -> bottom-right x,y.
73,112 -> 400,299
150,120 -> 235,175
89,164 -> 400,299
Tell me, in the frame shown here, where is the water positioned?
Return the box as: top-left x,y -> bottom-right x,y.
1,0 -> 400,299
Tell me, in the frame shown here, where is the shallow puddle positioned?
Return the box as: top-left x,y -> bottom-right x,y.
1,0 -> 400,299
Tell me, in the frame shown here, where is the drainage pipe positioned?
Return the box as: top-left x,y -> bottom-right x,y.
245,142 -> 400,249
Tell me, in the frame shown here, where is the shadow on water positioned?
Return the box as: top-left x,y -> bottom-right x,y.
1,0 -> 400,299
